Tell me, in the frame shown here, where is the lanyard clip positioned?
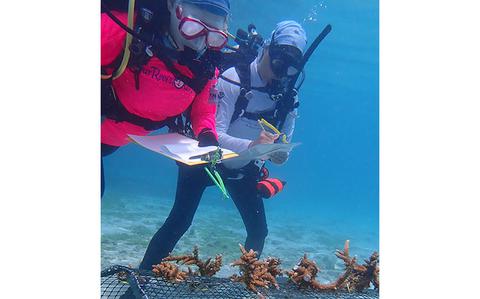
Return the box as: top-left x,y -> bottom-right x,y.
189,147 -> 223,163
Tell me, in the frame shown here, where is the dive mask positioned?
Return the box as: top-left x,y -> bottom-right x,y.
176,5 -> 228,50
269,44 -> 303,78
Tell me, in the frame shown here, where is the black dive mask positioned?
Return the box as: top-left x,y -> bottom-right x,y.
269,44 -> 303,79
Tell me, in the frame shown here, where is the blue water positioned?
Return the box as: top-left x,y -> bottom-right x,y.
102,0 -> 378,281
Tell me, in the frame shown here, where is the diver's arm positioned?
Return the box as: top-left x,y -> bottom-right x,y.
216,74 -> 253,153
190,77 -> 219,140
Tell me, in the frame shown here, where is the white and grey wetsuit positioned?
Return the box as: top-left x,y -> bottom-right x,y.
215,61 -> 298,169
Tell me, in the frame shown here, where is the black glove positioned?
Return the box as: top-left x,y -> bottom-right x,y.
198,129 -> 219,147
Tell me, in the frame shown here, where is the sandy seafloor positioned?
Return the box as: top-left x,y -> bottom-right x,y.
102,188 -> 378,283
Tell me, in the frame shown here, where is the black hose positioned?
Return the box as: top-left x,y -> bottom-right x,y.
101,3 -> 139,39
289,24 -> 332,92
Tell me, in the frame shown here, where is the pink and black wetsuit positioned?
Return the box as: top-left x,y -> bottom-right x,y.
101,11 -> 218,147
101,12 -> 219,197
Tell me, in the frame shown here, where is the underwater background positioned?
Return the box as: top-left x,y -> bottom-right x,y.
102,0 -> 378,282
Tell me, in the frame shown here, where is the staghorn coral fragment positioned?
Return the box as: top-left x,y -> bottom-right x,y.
266,257 -> 282,278
333,240 -> 380,292
162,246 -> 223,277
286,253 -> 336,291
230,244 -> 282,296
152,262 -> 188,282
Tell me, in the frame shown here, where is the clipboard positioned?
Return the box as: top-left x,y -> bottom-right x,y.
128,133 -> 238,166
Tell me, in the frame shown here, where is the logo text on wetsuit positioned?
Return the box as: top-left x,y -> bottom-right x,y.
209,84 -> 221,104
142,66 -> 192,92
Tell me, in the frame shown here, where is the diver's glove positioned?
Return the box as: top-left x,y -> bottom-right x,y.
198,129 -> 219,147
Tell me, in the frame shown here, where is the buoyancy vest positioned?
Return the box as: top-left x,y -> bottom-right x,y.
101,11 -> 219,134
219,63 -> 299,127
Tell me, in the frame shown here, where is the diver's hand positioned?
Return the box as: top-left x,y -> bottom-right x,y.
198,129 -> 219,147
249,131 -> 279,148
270,151 -> 289,164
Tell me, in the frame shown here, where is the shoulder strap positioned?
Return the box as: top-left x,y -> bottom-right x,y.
222,64 -> 290,125
229,64 -> 252,124
273,89 -> 300,129
219,72 -> 269,94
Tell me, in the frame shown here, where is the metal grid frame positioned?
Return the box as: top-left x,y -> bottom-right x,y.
101,265 -> 379,299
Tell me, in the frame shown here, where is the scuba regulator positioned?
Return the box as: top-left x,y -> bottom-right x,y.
219,24 -> 265,72
233,24 -> 265,60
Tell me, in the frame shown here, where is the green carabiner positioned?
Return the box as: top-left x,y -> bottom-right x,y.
204,147 -> 230,199
213,169 -> 230,198
204,167 -> 230,199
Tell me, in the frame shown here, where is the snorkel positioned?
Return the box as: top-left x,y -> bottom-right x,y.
256,21 -> 332,131
276,24 -> 332,131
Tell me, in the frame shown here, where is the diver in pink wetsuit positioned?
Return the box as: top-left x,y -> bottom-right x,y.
101,0 -> 231,196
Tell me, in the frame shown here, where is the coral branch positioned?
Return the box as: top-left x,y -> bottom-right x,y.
162,246 -> 223,277
286,240 -> 379,293
286,254 -> 336,291
152,262 -> 188,282
333,240 -> 380,291
230,244 -> 282,295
